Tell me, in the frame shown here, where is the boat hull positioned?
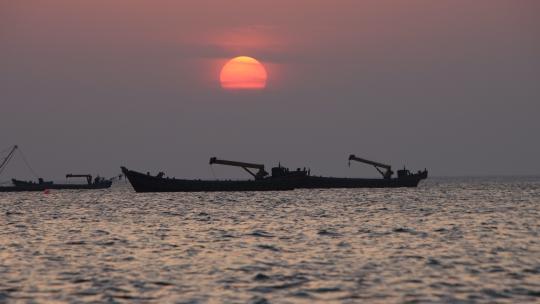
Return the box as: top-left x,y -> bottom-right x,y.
0,182 -> 112,192
292,174 -> 426,189
122,167 -> 427,192
121,167 -> 294,192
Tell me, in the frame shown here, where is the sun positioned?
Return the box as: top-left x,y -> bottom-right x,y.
220,56 -> 267,90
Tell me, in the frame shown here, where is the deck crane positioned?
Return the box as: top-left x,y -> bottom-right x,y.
209,157 -> 268,180
0,145 -> 18,176
65,174 -> 93,185
348,154 -> 394,179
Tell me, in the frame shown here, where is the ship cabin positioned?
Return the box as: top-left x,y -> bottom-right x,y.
271,165 -> 309,179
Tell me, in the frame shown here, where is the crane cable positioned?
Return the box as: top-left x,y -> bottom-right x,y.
17,148 -> 40,179
0,146 -> 14,154
209,164 -> 217,180
0,148 -> 16,177
0,146 -> 18,183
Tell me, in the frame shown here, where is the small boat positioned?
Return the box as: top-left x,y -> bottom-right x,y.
122,155 -> 427,192
0,145 -> 112,192
7,175 -> 112,192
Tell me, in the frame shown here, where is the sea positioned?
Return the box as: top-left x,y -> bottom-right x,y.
0,177 -> 539,303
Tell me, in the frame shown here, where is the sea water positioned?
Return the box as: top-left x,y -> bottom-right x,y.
1,177 -> 539,303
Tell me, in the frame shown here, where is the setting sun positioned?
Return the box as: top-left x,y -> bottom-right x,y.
220,56 -> 267,90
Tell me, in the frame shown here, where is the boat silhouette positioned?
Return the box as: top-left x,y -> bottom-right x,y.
290,155 -> 427,188
122,155 -> 428,192
0,145 -> 113,192
121,160 -> 296,192
7,175 -> 112,192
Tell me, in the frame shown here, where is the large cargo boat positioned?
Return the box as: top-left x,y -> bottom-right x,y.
122,155 -> 427,192
121,166 -> 294,192
284,155 -> 427,188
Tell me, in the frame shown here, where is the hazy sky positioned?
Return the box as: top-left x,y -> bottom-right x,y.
1,1 -> 539,180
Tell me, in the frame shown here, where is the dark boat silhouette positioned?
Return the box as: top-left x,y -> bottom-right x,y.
286,155 -> 428,188
0,145 -> 113,192
122,155 -> 427,192
7,175 -> 112,192
121,163 -> 295,192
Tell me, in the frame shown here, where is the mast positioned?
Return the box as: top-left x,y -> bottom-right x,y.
0,145 -> 18,176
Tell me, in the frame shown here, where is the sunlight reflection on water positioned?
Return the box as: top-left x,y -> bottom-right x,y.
1,177 -> 539,303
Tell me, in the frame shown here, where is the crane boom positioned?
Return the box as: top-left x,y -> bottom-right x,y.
348,154 -> 393,179
348,155 -> 391,169
0,145 -> 18,176
66,174 -> 92,185
209,157 -> 268,180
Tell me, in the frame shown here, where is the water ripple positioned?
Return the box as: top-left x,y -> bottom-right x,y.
0,177 -> 539,302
